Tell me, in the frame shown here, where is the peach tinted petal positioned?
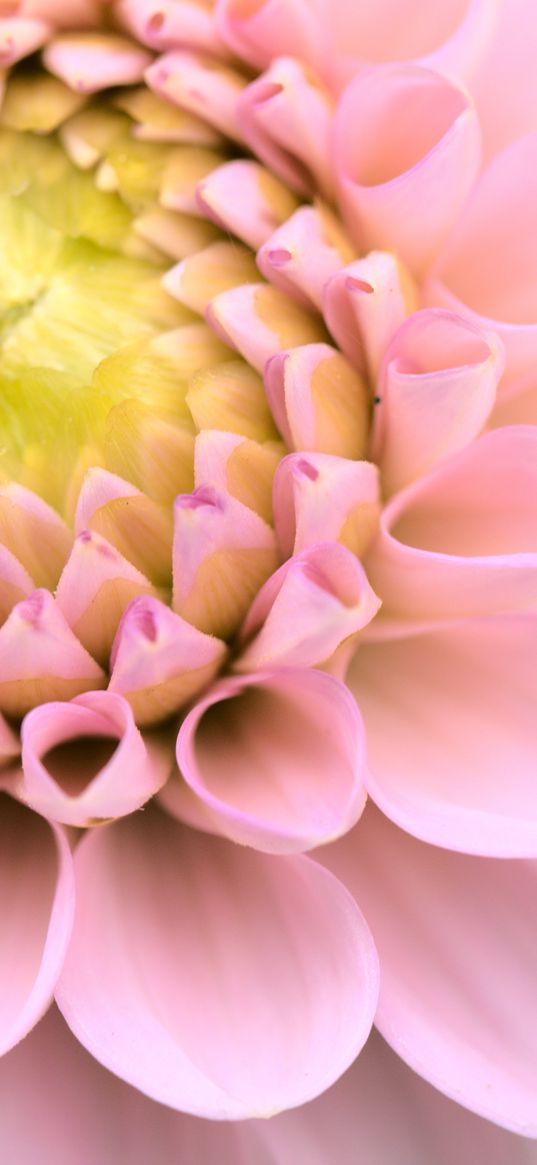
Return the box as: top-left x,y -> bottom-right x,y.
19,690 -> 171,827
56,529 -> 159,666
207,283 -> 324,373
265,344 -> 369,458
0,590 -> 104,719
43,32 -> 153,93
0,792 -> 73,1054
425,133 -> 537,396
366,426 -> 537,621
273,453 -> 380,559
56,806 -> 379,1117
74,468 -> 172,586
348,615 -> 537,856
195,159 -> 299,249
256,1028 -> 537,1165
109,596 -> 226,726
257,205 -> 353,310
0,483 -> 71,589
0,544 -> 34,625
170,668 -> 368,853
146,50 -> 247,143
0,1006 -> 272,1165
372,309 -> 503,494
323,251 -> 417,381
319,805 -> 537,1136
235,542 -> 380,671
333,64 -> 481,276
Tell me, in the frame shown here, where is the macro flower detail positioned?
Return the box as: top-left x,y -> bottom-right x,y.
0,0 -> 536,1160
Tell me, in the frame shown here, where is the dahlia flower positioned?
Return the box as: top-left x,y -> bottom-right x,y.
0,0 -> 536,1159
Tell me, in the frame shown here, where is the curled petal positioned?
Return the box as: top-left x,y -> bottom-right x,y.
235,542 -> 380,671
333,64 -> 481,276
0,483 -> 71,590
0,543 -> 34,625
146,50 -> 247,143
164,240 -> 259,316
104,397 -> 195,505
110,596 -> 227,726
0,17 -> 50,66
237,58 -> 334,198
214,0 -> 322,73
265,343 -> 370,457
0,590 -> 104,719
43,32 -> 153,93
188,362 -> 278,446
194,429 -> 281,524
56,806 -> 379,1117
168,668 -> 368,852
117,0 -> 223,57
323,251 -> 417,381
425,132 -> 537,396
257,204 -> 354,310
0,791 -> 74,1054
273,452 -> 380,558
349,615 -> 537,856
207,283 -> 324,373
319,805 -> 537,1135
373,309 -> 503,494
75,468 -> 172,586
366,426 -> 537,622
195,159 -> 299,250
173,485 -> 278,639
56,530 -> 159,666
19,690 -> 171,827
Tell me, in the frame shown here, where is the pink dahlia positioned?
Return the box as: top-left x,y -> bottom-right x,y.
0,0 -> 536,1159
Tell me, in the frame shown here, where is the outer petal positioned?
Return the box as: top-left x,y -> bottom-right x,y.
318,805 -> 537,1136
348,615 -> 537,856
195,158 -> 299,250
0,791 -> 74,1054
169,668 -> 368,853
18,690 -> 171,827
333,64 -> 481,276
0,1006 -> 272,1165
273,452 -> 380,558
372,308 -> 503,494
323,251 -> 417,380
366,426 -> 537,621
256,1028 -> 537,1165
56,806 -> 379,1118
425,134 -> 537,396
264,344 -> 369,458
214,0 -> 323,73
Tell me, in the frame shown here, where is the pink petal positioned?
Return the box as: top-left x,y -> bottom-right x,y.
0,483 -> 71,589
0,712 -> 20,766
366,425 -> 537,622
117,0 -> 223,56
471,0 -> 537,162
206,283 -> 323,373
18,690 -> 171,827
195,158 -> 299,249
256,1027 -> 537,1165
265,344 -> 369,457
0,543 -> 34,625
0,16 -> 50,65
74,468 -> 172,586
0,1006 -> 272,1165
257,205 -> 353,310
425,133 -> 537,397
319,805 -> 537,1135
145,50 -> 247,142
56,806 -> 379,1117
372,309 -> 504,494
19,0 -> 108,26
235,542 -> 380,671
348,614 -> 537,856
273,452 -> 381,559
109,596 -> 227,725
168,667 -> 368,852
43,32 -> 152,93
172,484 -> 277,639
333,63 -> 481,276
214,0 -> 322,73
237,58 -> 334,198
0,590 -> 104,719
323,251 -> 417,380
56,529 -> 158,667
0,791 -> 73,1054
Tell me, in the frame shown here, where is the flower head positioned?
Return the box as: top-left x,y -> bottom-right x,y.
0,0 -> 537,1158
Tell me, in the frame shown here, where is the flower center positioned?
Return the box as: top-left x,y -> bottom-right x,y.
0,127 -> 185,509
